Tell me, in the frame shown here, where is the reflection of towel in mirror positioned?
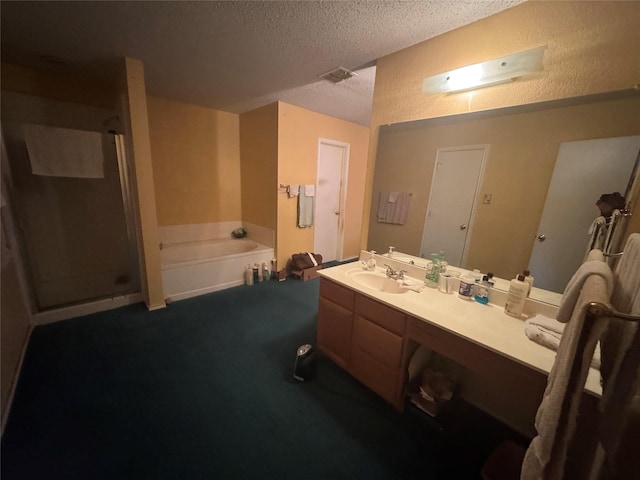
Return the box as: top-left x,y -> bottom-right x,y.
297,185 -> 314,228
377,191 -> 410,224
24,123 -> 105,178
586,216 -> 607,253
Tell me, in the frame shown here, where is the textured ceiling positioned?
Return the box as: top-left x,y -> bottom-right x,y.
1,1 -> 525,126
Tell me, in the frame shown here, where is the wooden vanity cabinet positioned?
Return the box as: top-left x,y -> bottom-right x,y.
317,279 -> 355,369
317,278 -> 408,410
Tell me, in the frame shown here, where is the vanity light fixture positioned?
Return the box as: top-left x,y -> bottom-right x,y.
422,46 -> 547,94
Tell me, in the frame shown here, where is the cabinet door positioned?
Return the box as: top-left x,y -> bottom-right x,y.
351,294 -> 408,408
350,315 -> 405,405
317,296 -> 353,369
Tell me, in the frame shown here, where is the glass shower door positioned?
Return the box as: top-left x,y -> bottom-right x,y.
4,126 -> 139,310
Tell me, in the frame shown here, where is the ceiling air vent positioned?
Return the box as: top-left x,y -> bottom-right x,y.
319,66 -> 358,83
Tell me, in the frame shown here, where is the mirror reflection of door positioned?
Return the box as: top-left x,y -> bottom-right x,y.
314,139 -> 349,262
529,135 -> 640,293
420,145 -> 487,266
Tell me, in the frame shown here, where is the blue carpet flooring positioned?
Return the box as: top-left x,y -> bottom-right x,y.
1,275 -> 519,479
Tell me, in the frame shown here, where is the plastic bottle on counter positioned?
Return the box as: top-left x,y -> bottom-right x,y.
271,258 -> 278,280
245,265 -> 254,286
504,274 -> 528,318
253,264 -> 259,284
262,262 -> 270,281
458,273 -> 476,300
257,263 -> 264,282
474,275 -> 492,305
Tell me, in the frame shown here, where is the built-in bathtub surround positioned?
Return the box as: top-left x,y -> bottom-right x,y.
160,222 -> 274,301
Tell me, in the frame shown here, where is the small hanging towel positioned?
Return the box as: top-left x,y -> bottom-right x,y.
297,185 -> 315,228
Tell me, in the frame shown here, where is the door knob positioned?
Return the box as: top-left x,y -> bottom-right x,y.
334,211 -> 340,215
460,224 -> 467,230
537,234 -> 546,242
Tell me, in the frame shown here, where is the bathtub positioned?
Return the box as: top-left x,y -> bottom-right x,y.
161,237 -> 274,301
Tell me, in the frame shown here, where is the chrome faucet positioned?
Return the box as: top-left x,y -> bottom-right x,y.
384,264 -> 405,281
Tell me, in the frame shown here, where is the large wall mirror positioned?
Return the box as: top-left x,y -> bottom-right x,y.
368,90 -> 640,294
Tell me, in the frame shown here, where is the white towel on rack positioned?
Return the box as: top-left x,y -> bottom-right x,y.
304,184 -> 315,197
557,252 -> 614,322
596,233 -> 640,477
24,124 -> 105,178
388,191 -> 399,203
522,249 -> 612,480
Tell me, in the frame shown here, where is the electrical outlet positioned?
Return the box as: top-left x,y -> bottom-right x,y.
483,194 -> 492,205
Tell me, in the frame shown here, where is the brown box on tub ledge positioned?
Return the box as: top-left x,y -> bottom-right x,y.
291,265 -> 323,281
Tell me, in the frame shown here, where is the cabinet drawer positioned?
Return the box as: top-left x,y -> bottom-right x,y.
355,294 -> 406,336
320,278 -> 355,310
353,315 -> 403,370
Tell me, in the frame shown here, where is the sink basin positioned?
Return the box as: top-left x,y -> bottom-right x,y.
347,270 -> 410,294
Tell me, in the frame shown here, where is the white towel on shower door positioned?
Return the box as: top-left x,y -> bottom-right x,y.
24,123 -> 105,178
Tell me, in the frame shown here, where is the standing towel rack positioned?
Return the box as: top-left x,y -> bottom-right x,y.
587,301 -> 640,322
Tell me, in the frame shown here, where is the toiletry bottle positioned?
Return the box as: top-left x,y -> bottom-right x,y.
522,269 -> 534,296
366,251 -> 377,270
458,273 -> 476,300
271,258 -> 278,279
253,264 -> 259,284
425,252 -> 441,288
504,274 -> 528,318
245,265 -> 254,286
257,263 -> 263,282
388,246 -> 395,258
474,275 -> 491,304
262,262 -> 270,281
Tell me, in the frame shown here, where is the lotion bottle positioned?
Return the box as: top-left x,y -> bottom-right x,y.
245,265 -> 254,286
504,274 -> 528,318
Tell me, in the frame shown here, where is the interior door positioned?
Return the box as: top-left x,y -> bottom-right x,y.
420,146 -> 486,266
314,140 -> 348,262
529,135 -> 640,293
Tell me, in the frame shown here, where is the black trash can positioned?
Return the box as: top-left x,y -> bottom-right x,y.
293,344 -> 316,381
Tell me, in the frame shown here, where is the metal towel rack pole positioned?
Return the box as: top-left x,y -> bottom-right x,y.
587,301 -> 640,323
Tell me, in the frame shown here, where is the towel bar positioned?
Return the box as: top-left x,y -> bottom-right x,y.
587,301 -> 640,322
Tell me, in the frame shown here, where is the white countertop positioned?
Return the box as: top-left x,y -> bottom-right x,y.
318,261 -> 602,396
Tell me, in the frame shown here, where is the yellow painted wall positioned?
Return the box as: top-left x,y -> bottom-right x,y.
147,96 -> 241,226
277,102 -> 369,270
364,0 -> 640,249
239,103 -> 279,232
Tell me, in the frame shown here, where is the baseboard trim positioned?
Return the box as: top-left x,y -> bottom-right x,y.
165,280 -> 243,303
33,293 -> 144,326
